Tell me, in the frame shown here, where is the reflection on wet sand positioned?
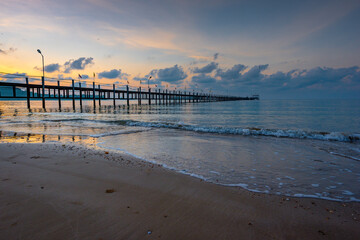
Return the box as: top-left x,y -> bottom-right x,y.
0,130 -> 97,146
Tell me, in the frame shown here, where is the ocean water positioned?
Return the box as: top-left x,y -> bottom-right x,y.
0,99 -> 359,202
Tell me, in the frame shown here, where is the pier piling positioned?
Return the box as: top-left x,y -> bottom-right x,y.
26,77 -> 30,109
98,85 -> 101,107
126,85 -> 130,106
93,82 -> 96,109
72,80 -> 75,110
57,81 -> 61,110
42,76 -> 45,109
113,84 -> 116,107
79,82 -> 83,109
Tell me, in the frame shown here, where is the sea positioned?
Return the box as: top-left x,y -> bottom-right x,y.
0,99 -> 359,202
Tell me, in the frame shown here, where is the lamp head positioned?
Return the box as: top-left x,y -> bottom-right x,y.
37,49 -> 42,54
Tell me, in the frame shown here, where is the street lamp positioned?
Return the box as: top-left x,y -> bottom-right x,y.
37,49 -> 44,79
147,75 -> 152,89
37,49 -> 45,108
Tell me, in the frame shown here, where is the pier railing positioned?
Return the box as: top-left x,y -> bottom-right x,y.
0,76 -> 259,109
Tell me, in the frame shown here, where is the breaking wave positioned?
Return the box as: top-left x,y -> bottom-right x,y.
1,117 -> 359,142
124,120 -> 360,142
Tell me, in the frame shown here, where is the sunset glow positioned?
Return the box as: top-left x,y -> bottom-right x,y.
1,0 -> 359,98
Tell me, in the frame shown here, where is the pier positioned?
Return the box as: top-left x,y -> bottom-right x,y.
0,75 -> 259,110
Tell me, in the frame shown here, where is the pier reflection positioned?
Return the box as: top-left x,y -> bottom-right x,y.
0,100 -> 196,116
0,131 -> 98,147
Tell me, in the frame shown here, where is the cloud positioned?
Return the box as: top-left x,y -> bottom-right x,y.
215,64 -> 247,81
192,73 -> 217,84
44,63 -> 60,73
150,64 -> 187,83
0,47 -> 16,55
189,55 -> 213,65
192,62 -> 218,74
133,76 -> 150,82
98,69 -> 129,79
269,66 -> 360,90
248,65 -> 360,99
213,53 -> 219,60
241,64 -> 269,82
0,72 -> 27,83
120,73 -> 130,80
189,63 -> 268,91
64,57 -> 94,73
98,69 -> 121,79
34,63 -> 60,73
246,65 -> 360,90
187,63 -> 360,98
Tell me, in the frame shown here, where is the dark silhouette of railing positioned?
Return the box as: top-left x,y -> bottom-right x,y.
0,76 -> 259,110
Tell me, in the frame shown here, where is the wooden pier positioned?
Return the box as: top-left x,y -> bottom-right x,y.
0,76 -> 259,109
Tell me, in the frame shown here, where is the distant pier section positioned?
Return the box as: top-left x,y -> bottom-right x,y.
0,73 -> 259,110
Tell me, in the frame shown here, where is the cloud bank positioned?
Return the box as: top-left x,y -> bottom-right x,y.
192,62 -> 218,74
98,69 -> 129,79
150,65 -> 187,83
64,57 -> 94,73
215,64 -> 248,81
44,63 -> 60,73
190,62 -> 360,98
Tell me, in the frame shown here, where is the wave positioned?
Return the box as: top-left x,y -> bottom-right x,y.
2,117 -> 359,143
89,127 -> 151,138
221,183 -> 360,202
96,142 -> 360,202
124,121 -> 360,143
329,152 -> 360,161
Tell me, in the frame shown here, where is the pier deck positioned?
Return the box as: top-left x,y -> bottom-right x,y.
0,77 -> 259,109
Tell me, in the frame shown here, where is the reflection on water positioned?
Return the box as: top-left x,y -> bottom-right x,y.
0,130 -> 97,146
1,99 -> 360,134
0,100 -> 184,115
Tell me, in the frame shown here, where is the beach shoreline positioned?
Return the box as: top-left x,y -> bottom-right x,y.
0,142 -> 359,239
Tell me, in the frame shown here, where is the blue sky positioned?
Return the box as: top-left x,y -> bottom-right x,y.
0,0 -> 359,98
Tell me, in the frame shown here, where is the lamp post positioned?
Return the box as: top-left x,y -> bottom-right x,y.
147,75 -> 152,89
37,49 -> 44,79
37,49 -> 45,108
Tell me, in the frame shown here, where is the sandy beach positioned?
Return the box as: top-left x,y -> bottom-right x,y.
0,142 -> 359,240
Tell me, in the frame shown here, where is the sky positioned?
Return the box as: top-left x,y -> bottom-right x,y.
0,0 -> 360,99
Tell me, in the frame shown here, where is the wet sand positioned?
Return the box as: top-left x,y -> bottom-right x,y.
0,142 -> 359,240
